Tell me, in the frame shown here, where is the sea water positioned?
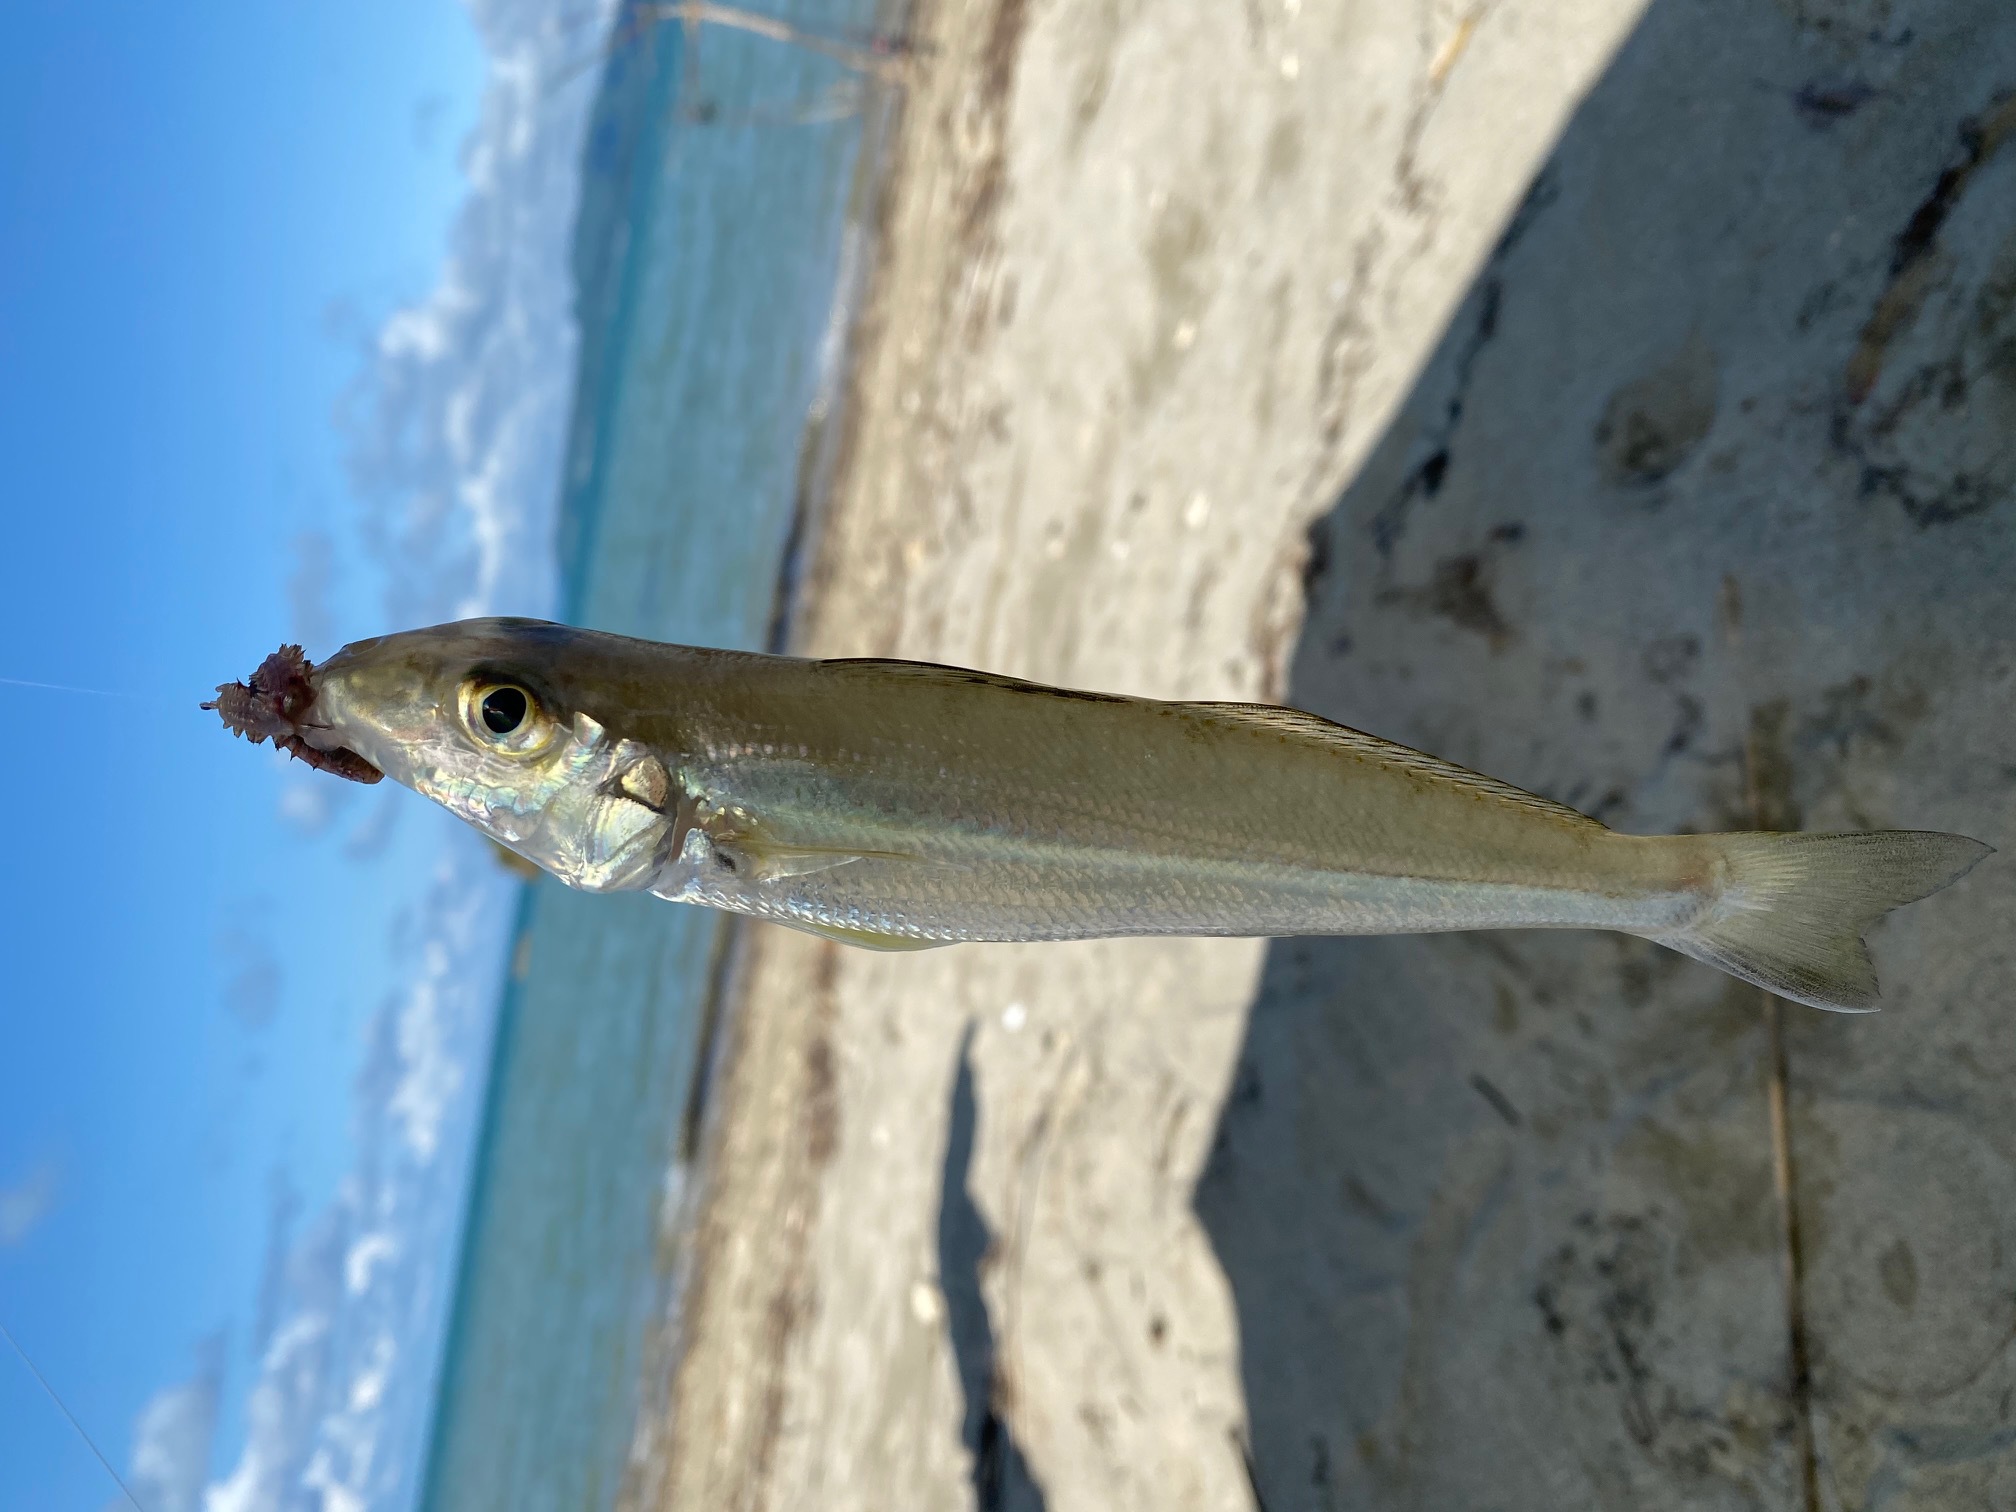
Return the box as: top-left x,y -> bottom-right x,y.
421,8 -> 896,1507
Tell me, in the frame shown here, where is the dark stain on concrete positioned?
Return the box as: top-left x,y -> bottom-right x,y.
1301,517 -> 1333,596
1643,634 -> 1701,686
1847,90 -> 2016,402
1879,1237 -> 1919,1311
1132,195 -> 1215,406
1262,112 -> 1305,195
1531,1208 -> 1792,1476
959,0 -> 1034,248
1367,171 -> 1559,560
1369,283 -> 1502,557
804,1034 -> 839,1166
1379,550 -> 1516,649
1313,231 -> 1381,454
1470,1073 -> 1523,1126
1977,228 -> 2016,387
1746,698 -> 1803,832
1796,670 -> 1928,764
1594,336 -> 1720,488
1062,0 -> 1130,158
1542,1214 -> 1663,1447
1791,78 -> 1879,128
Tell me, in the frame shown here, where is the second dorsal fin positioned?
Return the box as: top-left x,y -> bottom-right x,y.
1190,702 -> 1604,828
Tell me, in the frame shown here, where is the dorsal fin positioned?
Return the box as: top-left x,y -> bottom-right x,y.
820,658 -> 1602,828
1190,702 -> 1604,828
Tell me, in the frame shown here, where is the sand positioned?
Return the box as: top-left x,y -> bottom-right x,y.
631,0 -> 2016,1506
630,3 -> 1648,1508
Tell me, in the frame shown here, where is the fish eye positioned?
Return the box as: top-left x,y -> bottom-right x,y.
459,679 -> 553,756
481,685 -> 529,735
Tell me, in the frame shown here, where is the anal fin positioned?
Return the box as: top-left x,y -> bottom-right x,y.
783,917 -> 947,952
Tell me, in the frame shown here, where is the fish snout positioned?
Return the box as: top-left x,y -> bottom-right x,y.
204,644 -> 384,784
299,639 -> 456,787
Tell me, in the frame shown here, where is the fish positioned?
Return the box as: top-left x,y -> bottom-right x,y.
208,617 -> 1991,1013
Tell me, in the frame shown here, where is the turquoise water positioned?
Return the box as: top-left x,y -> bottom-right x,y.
421,8 -> 893,1507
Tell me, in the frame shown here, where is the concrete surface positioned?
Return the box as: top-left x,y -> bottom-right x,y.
1205,2 -> 2016,1503
636,1 -> 2016,1508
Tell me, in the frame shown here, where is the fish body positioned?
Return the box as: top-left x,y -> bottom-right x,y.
273,618 -> 1987,1012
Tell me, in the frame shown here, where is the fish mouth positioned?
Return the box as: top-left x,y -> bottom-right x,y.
202,644 -> 386,784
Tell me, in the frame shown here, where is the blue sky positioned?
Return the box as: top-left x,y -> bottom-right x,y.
0,3 -> 595,1507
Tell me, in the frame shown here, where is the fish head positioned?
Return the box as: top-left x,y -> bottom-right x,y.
302,618 -> 680,892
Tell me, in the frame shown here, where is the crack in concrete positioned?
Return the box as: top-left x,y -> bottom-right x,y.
1732,587 -> 1820,1512
1762,993 -> 1820,1512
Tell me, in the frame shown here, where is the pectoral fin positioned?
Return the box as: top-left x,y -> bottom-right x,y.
737,847 -> 872,880
705,808 -> 912,882
712,837 -> 910,881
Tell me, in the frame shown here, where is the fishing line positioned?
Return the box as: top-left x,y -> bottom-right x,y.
0,675 -> 177,707
0,674 -> 140,699
0,677 -> 190,713
0,1316 -> 148,1512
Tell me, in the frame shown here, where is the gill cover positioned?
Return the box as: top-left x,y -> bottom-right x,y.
491,711 -> 677,893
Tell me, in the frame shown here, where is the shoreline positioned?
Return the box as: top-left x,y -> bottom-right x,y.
420,6 -> 917,1508
617,7 -> 926,1497
762,0 -> 926,657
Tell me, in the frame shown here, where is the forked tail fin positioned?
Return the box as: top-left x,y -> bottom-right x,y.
1657,830 -> 1991,1012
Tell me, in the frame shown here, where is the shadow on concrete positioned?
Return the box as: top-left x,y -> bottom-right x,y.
1194,0 -> 2016,1507
939,1026 -> 1049,1512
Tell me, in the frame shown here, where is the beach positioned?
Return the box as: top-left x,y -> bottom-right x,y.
644,2 -> 1652,1507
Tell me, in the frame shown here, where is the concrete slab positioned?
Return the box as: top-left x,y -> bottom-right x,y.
1203,1 -> 2016,1506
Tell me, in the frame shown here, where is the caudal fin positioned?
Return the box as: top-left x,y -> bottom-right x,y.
1658,830 -> 1991,1013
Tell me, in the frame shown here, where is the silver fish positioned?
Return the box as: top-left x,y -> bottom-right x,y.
222,617 -> 1988,1013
